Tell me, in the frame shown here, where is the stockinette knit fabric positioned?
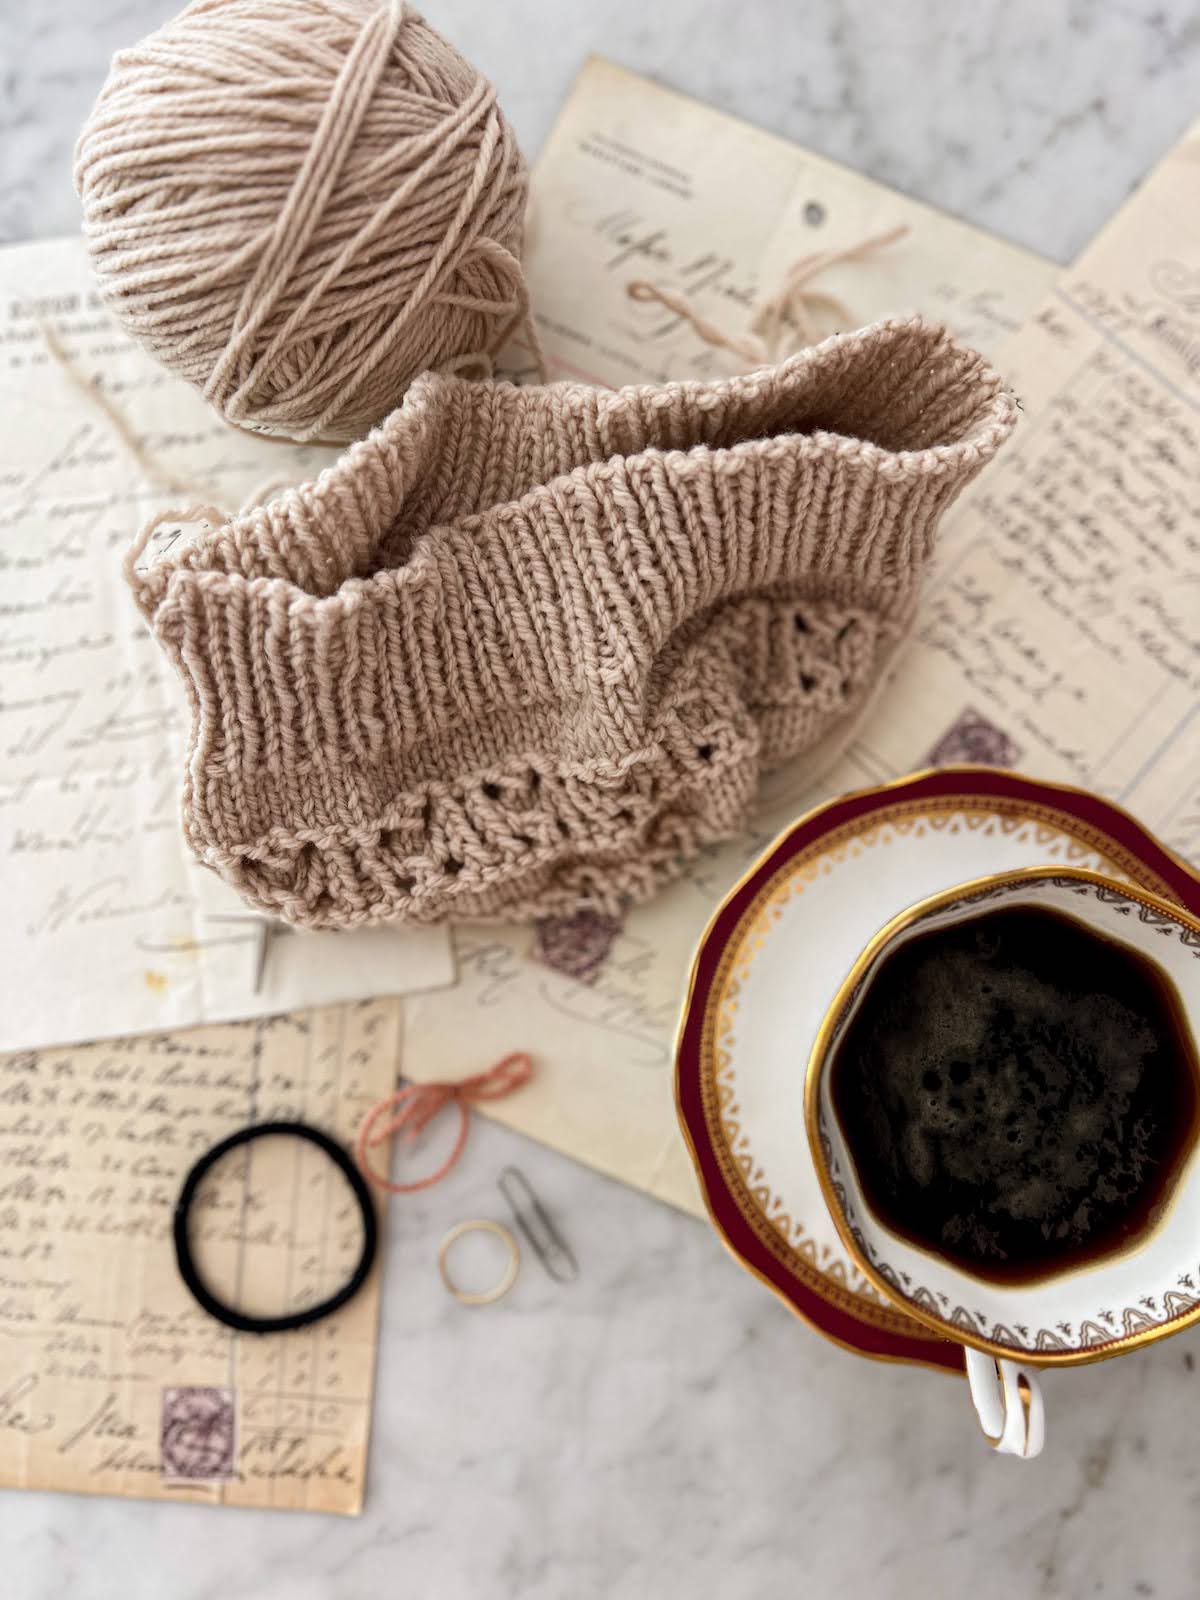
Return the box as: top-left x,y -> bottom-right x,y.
127,316 -> 1017,930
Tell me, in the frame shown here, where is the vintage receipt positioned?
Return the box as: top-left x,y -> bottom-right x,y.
408,78 -> 1199,1215
0,998 -> 399,1512
0,240 -> 454,1052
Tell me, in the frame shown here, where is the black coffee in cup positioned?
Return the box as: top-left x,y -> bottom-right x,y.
829,904 -> 1199,1283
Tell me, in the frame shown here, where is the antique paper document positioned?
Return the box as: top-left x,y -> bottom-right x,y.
0,998 -> 400,1512
868,119 -> 1200,859
513,57 -> 1055,388
0,241 -> 424,1508
0,240 -> 454,1051
408,80 -> 1199,1216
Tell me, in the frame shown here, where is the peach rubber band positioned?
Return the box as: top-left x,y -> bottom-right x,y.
355,1052 -> 533,1194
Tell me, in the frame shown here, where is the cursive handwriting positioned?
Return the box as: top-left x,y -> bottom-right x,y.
58,1391 -> 138,1456
0,267 -> 343,1049
0,1374 -> 55,1435
0,986 -> 398,1507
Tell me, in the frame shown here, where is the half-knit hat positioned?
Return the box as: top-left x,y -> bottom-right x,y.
128,317 -> 1016,930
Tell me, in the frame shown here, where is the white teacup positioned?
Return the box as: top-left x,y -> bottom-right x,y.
806,866 -> 1200,1459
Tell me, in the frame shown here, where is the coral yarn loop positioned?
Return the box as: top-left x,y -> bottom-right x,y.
356,1052 -> 534,1193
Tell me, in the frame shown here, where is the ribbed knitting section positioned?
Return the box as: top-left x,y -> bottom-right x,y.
128,316 -> 1017,928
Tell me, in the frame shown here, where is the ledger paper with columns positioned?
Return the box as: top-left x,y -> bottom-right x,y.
0,999 -> 400,1512
406,63 -> 1200,1215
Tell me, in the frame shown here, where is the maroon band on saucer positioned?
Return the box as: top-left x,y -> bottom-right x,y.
675,766 -> 1200,1375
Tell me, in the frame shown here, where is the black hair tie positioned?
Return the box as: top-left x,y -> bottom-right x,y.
173,1120 -> 378,1335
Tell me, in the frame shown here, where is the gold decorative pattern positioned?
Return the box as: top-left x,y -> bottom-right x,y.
694,792 -> 1182,1343
809,868 -> 1200,1367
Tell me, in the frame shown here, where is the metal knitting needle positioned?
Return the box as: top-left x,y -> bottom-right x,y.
206,913 -> 293,994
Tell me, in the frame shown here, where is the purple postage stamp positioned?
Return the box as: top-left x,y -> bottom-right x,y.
532,908 -> 623,986
925,707 -> 1023,771
161,1386 -> 238,1481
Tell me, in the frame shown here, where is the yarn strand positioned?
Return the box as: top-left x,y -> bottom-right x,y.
211,0 -> 411,407
356,1053 -> 534,1194
627,224 -> 910,367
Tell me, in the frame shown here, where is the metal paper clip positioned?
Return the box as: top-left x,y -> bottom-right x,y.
206,913 -> 293,994
497,1166 -> 578,1284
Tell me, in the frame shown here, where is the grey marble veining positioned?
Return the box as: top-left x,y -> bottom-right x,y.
3,3 -> 1200,1596
8,1109 -> 1200,1600
3,0 -> 1199,262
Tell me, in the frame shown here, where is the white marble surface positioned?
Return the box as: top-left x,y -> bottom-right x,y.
2,2 -> 1200,1596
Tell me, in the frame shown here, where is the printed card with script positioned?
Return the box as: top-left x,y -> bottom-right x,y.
512,56 -> 1054,388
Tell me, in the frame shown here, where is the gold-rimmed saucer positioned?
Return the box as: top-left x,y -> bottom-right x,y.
675,767 -> 1199,1374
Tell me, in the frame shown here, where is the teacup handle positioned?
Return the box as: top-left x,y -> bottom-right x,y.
964,1347 -> 1045,1459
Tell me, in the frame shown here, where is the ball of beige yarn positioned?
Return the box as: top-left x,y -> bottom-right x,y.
74,0 -> 533,443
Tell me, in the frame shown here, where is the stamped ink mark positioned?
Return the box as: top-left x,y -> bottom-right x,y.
533,909 -> 623,985
926,708 -> 1023,770
161,1386 -> 237,1481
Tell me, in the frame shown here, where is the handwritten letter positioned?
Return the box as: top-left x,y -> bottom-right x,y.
0,241 -> 453,1051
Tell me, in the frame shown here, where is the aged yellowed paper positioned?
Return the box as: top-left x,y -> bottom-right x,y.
408,79 -> 1199,1217
860,120 -> 1200,848
512,57 -> 1055,388
0,240 -> 454,1052
0,998 -> 399,1513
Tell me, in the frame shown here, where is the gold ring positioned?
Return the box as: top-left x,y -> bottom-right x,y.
437,1219 -> 520,1306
